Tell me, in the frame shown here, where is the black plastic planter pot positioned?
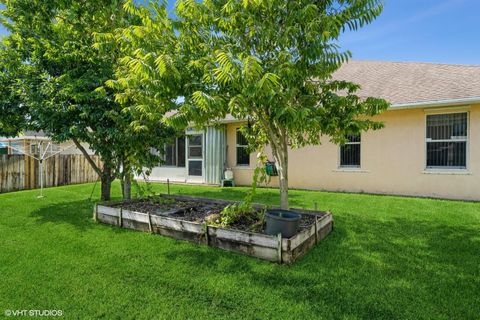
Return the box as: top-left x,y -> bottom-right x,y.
265,209 -> 301,238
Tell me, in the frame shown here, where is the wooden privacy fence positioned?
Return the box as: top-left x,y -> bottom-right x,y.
0,154 -> 101,193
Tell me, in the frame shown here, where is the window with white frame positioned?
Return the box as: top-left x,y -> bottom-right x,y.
426,112 -> 467,169
236,129 -> 250,166
340,134 -> 361,167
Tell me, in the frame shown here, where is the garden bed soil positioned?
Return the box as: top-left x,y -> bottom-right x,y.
111,196 -> 317,234
97,194 -> 333,264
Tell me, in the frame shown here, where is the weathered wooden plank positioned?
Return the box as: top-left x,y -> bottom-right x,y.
208,226 -> 278,248
1,155 -> 7,192
97,205 -> 120,217
61,155 -> 65,184
65,155 -> 70,185
24,155 -> 29,189
122,218 -> 151,232
0,155 -> 4,192
8,155 -> 14,189
317,217 -> 333,242
121,209 -> 150,224
15,157 -> 24,190
317,213 -> 332,230
289,223 -> 316,250
97,212 -> 120,226
6,155 -> 13,191
150,215 -> 204,234
0,155 -> 5,192
48,157 -> 54,187
3,155 -> 8,192
277,233 -> 282,263
208,235 -> 278,262
152,225 -> 205,244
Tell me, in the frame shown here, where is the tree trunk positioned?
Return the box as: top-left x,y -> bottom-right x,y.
122,171 -> 131,200
72,137 -> 112,201
271,140 -> 289,209
120,160 -> 132,200
100,175 -> 112,201
258,118 -> 290,209
100,165 -> 112,201
72,138 -> 102,177
276,149 -> 289,210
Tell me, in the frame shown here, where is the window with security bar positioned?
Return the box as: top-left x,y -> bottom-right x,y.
340,134 -> 361,167
426,112 -> 467,169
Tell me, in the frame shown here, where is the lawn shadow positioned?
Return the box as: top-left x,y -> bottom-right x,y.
158,214 -> 480,319
29,199 -> 99,231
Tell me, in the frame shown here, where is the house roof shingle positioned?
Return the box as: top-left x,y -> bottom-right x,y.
332,60 -> 480,106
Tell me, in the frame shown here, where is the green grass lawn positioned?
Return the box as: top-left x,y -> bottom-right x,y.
0,182 -> 479,319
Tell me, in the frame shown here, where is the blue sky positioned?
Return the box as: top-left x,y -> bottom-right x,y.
339,0 -> 480,64
1,0 -> 478,64
168,0 -> 480,64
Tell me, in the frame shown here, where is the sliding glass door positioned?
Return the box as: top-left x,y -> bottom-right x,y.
187,133 -> 204,179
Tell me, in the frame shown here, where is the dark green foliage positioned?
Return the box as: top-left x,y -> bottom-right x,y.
0,0 -> 176,199
0,42 -> 29,137
171,0 -> 390,208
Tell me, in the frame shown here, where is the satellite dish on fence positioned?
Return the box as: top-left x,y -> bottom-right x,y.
6,141 -> 75,198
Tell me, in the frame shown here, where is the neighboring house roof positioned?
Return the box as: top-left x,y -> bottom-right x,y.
0,131 -> 50,142
0,137 -> 51,142
333,60 -> 480,108
22,130 -> 46,138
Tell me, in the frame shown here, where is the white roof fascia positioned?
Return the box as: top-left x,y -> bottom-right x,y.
390,97 -> 480,110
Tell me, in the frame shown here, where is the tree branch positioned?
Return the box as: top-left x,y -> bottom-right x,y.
72,137 -> 102,177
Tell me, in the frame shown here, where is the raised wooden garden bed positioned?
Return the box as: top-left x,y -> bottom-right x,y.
94,195 -> 333,264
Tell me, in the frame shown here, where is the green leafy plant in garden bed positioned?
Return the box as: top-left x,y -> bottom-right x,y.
149,195 -> 176,206
216,166 -> 267,232
217,203 -> 266,233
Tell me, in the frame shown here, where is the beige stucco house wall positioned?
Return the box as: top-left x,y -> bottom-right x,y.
226,103 -> 480,201
144,60 -> 480,201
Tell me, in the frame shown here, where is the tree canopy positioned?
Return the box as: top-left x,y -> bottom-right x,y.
125,0 -> 390,208
0,0 -> 175,200
0,0 -> 390,207
187,0 -> 389,208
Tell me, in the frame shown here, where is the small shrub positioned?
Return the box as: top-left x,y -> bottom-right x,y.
133,174 -> 156,198
215,164 -> 268,231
